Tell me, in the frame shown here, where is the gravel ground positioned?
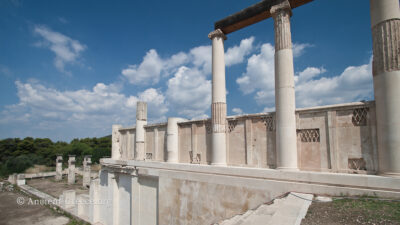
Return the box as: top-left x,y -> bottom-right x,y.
0,188 -> 69,225
26,176 -> 89,198
302,197 -> 400,225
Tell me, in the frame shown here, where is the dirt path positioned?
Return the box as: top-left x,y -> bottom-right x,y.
26,176 -> 89,198
0,189 -> 69,225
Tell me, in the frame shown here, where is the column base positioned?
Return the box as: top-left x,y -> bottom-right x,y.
276,166 -> 299,171
211,162 -> 227,167
377,172 -> 400,178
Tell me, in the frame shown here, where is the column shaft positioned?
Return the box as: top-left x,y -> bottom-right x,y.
112,125 -> 122,160
167,117 -> 186,163
271,1 -> 298,171
135,102 -> 147,160
68,155 -> 76,184
209,29 -> 227,166
83,155 -> 91,187
56,155 -> 63,181
370,0 -> 400,176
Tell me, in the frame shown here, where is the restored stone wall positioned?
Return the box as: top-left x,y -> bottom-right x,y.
119,129 -> 135,160
115,102 -> 377,174
145,123 -> 167,161
93,159 -> 400,225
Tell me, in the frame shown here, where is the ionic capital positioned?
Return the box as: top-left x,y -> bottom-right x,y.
270,0 -> 292,18
208,29 -> 227,40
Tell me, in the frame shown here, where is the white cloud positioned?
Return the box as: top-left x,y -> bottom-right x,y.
122,49 -> 165,85
0,81 -> 167,140
120,37 -> 255,119
293,43 -> 313,58
236,43 -> 275,95
295,61 -> 372,107
34,25 -> 86,73
232,108 -> 243,115
122,37 -> 255,86
138,88 -> 168,119
237,41 -> 372,110
189,45 -> 212,75
225,37 -> 255,67
166,66 -> 211,119
295,67 -> 326,84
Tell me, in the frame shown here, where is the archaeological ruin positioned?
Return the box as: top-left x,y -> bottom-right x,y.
7,0 -> 399,224
87,0 -> 400,224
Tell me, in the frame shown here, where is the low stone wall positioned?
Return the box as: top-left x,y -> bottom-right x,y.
92,159 -> 400,225
117,101 -> 377,174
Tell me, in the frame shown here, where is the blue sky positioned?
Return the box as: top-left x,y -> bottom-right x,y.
0,0 -> 374,141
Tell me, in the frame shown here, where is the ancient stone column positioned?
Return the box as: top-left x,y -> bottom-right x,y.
83,155 -> 91,187
271,0 -> 298,171
208,29 -> 227,166
68,155 -> 76,184
55,155 -> 63,181
167,117 -> 187,163
370,0 -> 400,176
135,101 -> 147,160
112,124 -> 122,160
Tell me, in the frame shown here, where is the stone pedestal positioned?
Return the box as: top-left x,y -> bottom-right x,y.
83,155 -> 92,187
136,102 -> 147,160
209,29 -> 228,166
16,174 -> 25,186
68,155 -> 76,184
8,173 -> 17,185
61,190 -> 76,209
56,155 -> 63,181
271,1 -> 298,171
370,0 -> 400,176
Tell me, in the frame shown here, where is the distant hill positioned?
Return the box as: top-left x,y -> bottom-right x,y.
0,136 -> 111,178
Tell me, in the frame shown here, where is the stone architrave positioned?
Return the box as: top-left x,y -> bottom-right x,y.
208,29 -> 228,166
370,0 -> 400,176
270,0 -> 298,171
68,155 -> 76,184
55,155 -> 63,181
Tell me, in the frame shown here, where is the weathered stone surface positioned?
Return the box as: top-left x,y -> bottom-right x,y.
135,102 -> 148,160
112,124 -> 122,160
271,0 -> 293,51
68,155 -> 76,185
370,0 -> 400,176
83,156 -> 92,187
136,101 -> 147,121
273,1 -> 298,171
114,101 -> 378,174
56,155 -> 63,181
214,0 -> 313,34
372,19 -> 400,75
158,175 -> 271,225
208,28 -> 227,40
211,102 -> 227,133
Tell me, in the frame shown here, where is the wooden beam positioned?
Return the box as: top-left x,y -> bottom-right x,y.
214,0 -> 313,34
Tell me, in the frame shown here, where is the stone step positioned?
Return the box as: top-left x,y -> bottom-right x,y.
242,214 -> 272,224
268,192 -> 313,225
216,192 -> 313,225
220,215 -> 242,225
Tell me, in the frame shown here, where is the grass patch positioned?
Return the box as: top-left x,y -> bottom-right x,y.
332,197 -> 400,222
